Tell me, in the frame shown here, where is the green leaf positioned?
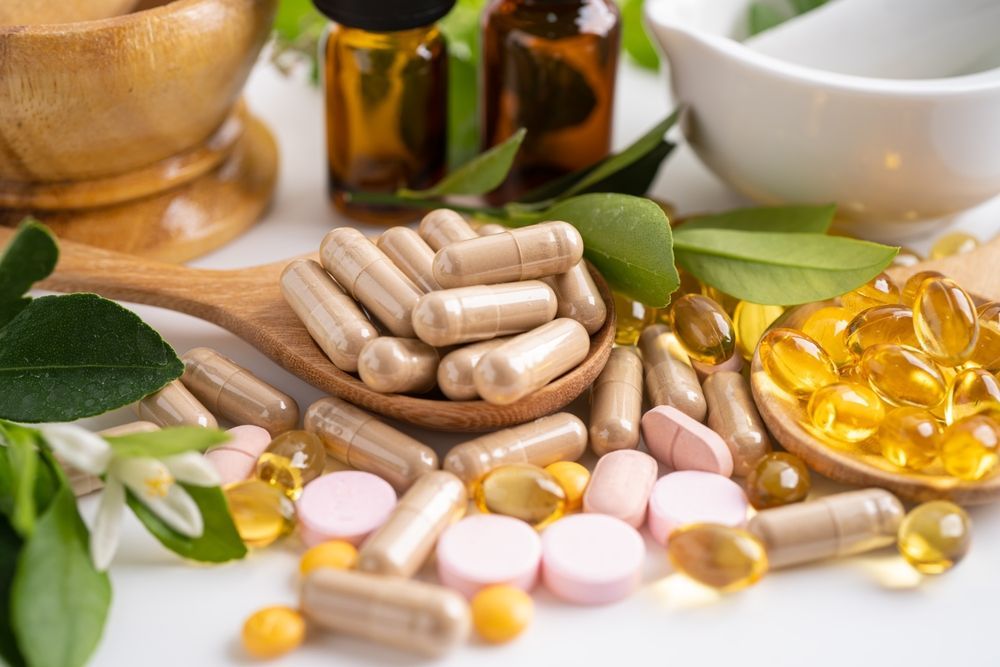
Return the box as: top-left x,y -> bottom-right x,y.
673,229 -> 898,305
0,220 -> 58,329
2,427 -> 38,538
12,485 -> 111,667
0,514 -> 26,667
789,0 -> 827,14
400,128 -> 526,198
106,427 -> 228,459
680,204 -> 836,234
273,0 -> 324,41
748,3 -> 788,35
441,0 -> 486,168
621,0 -> 660,70
0,293 -> 183,423
128,484 -> 247,563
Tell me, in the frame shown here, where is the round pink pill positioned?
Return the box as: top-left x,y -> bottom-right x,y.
541,514 -> 645,605
206,425 -> 272,486
296,471 -> 397,547
646,471 -> 749,545
436,514 -> 542,598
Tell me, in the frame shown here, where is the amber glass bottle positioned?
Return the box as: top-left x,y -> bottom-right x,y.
315,0 -> 454,223
481,0 -> 620,202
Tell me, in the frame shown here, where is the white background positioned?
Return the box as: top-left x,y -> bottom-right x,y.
72,49 -> 1000,667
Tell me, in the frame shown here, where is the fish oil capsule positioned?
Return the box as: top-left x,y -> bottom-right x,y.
255,430 -> 326,499
280,259 -> 379,373
972,302 -> 1000,372
437,338 -> 510,401
840,271 -> 900,314
543,261 -> 607,335
745,452 -> 810,510
471,585 -> 533,644
879,407 -> 941,470
845,305 -> 918,356
701,285 -> 739,316
242,606 -> 306,659
418,209 -> 478,251
929,231 -> 978,260
180,347 -> 299,435
801,306 -> 853,367
474,319 -> 590,405
305,397 -> 438,492
320,227 -> 423,338
900,270 -> 945,306
897,501 -> 972,574
667,524 -> 768,592
613,292 -> 655,345
747,489 -> 904,568
638,324 -> 706,421
412,281 -> 558,347
861,344 -> 946,408
589,347 -> 643,455
947,368 -> 1000,423
433,221 -> 584,288
477,222 -> 508,236
224,479 -> 295,548
136,380 -> 217,428
733,301 -> 784,360
544,461 -> 590,512
807,382 -> 885,443
669,294 -> 737,366
912,276 -> 980,366
358,338 -> 439,395
474,464 -> 566,529
759,328 -> 838,398
376,226 -> 441,293
301,568 -> 471,657
358,471 -> 467,577
703,371 -> 771,476
940,414 -> 1000,480
444,412 -> 587,485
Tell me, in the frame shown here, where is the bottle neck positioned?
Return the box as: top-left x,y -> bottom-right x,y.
334,23 -> 440,48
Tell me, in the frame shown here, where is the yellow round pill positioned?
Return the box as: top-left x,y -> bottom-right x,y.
471,585 -> 534,644
242,606 -> 305,659
299,540 -> 359,575
544,461 -> 590,512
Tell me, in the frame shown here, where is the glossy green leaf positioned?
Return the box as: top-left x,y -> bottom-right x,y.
621,0 -> 659,69
0,293 -> 183,423
106,428 -> 228,459
2,427 -> 38,538
441,0 -> 486,167
273,0 -> 324,41
680,204 -> 835,234
0,220 -> 58,329
0,514 -> 25,667
400,128 -> 526,198
748,3 -> 787,35
673,229 -> 898,305
789,0 -> 827,14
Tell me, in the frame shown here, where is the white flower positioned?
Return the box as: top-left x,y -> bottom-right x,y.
163,451 -> 220,487
40,424 -> 112,475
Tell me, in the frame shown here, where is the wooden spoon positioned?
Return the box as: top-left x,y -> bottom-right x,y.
751,234 -> 1000,505
0,228 -> 615,432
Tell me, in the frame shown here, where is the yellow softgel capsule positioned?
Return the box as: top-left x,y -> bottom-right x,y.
733,301 -> 785,361
242,606 -> 306,659
845,305 -> 918,356
970,302 -> 1000,372
543,461 -> 590,512
612,292 -> 655,345
669,294 -> 737,364
912,276 -> 980,366
807,382 -> 885,443
946,368 -> 1000,424
745,452 -> 811,510
802,306 -> 854,367
300,540 -> 359,575
667,524 -> 768,592
860,344 -> 946,408
474,464 -> 566,529
929,231 -> 978,260
897,501 -> 972,574
471,585 -> 534,644
225,479 -> 295,548
701,284 -> 739,316
840,272 -> 900,314
940,414 -> 1000,480
759,328 -> 838,398
879,407 -> 942,470
256,430 -> 327,500
900,270 -> 945,306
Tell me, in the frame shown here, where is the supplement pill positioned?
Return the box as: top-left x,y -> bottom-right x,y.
840,272 -> 899,314
879,407 -> 941,470
296,471 -> 397,547
436,515 -> 542,597
358,337 -> 439,394
759,328 -> 838,398
745,453 -> 811,510
901,270 -> 945,305
807,382 -> 885,443
582,450 -> 658,528
947,368 -> 1000,423
641,405 -> 734,476
589,346 -> 644,455
437,338 -> 510,401
224,479 -> 295,548
929,231 -> 978,260
733,301 -> 784,361
613,292 -> 655,345
206,425 -> 272,485
471,586 -> 534,644
256,430 -> 326,499
477,222 -> 508,236
376,226 -> 441,293
544,461 -> 590,512
845,305 -> 918,356
543,261 -> 607,334
897,501 -> 972,574
971,302 -> 1000,372
473,464 -> 566,529
668,294 -> 737,365
418,209 -> 478,251
912,276 -> 979,366
242,606 -> 306,659
638,324 -> 706,421
136,380 -> 217,428
940,414 -> 1000,480
300,540 -> 360,574
861,344 -> 946,408
703,371 -> 771,476
801,306 -> 853,367
667,524 -> 768,592
647,471 -> 749,545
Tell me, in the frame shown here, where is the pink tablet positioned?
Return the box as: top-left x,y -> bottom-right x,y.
646,471 -> 748,545
206,425 -> 271,485
296,471 -> 397,547
641,405 -> 734,476
436,514 -> 542,598
541,514 -> 644,605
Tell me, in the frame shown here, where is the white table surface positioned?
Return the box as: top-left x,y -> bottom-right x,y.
75,54 -> 1000,667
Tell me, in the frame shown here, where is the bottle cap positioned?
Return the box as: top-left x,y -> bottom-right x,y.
312,0 -> 456,32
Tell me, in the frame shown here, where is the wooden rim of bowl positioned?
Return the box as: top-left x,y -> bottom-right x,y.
0,0 -> 237,34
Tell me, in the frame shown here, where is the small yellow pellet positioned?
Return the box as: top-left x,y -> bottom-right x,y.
860,344 -> 946,408
971,302 -> 1000,372
845,305 -> 918,356
667,524 -> 768,592
612,292 -> 655,345
745,452 -> 811,510
473,464 -> 566,529
840,272 -> 899,314
929,231 -> 978,260
940,414 -> 1000,480
733,301 -> 785,361
946,368 -> 1000,424
759,328 -> 838,398
669,294 -> 737,365
807,382 -> 885,443
900,270 -> 945,306
242,606 -> 306,659
543,461 -> 590,512
224,480 -> 295,548
912,276 -> 980,366
802,306 -> 853,367
701,284 -> 739,316
256,430 -> 327,500
300,540 -> 359,575
471,585 -> 534,643
897,501 -> 971,574
879,407 -> 942,470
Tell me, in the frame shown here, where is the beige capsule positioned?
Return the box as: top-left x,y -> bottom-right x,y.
376,226 -> 441,293
583,449 -> 659,528
436,337 -> 510,401
747,489 -> 904,569
320,227 -> 422,338
412,281 -> 557,347
418,209 -> 478,251
475,318 -> 590,405
358,338 -> 439,395
135,380 -> 217,428
638,324 -> 706,422
703,371 -> 771,476
181,347 -> 299,435
301,568 -> 470,657
589,346 -> 643,455
304,397 -> 438,492
433,221 -> 585,288
543,261 -> 607,335
443,412 -> 588,485
476,222 -> 508,236
280,259 -> 378,373
357,471 -> 467,577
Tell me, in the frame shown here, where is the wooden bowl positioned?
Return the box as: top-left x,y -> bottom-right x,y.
0,0 -> 138,26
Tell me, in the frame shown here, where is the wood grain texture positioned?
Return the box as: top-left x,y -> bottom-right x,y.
0,0 -> 137,26
886,234 -> 1000,302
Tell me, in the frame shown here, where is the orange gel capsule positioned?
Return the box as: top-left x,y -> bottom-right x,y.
759,328 -> 838,398
912,276 -> 979,366
802,306 -> 853,367
669,294 -> 737,365
860,344 -> 946,408
840,272 -> 899,314
845,305 -> 917,357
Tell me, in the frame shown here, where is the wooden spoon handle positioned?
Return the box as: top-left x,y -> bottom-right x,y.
889,234 -> 1000,302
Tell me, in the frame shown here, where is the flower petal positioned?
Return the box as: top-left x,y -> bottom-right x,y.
40,424 -> 112,475
115,457 -> 174,502
90,477 -> 125,571
142,484 -> 204,538
162,452 -> 220,487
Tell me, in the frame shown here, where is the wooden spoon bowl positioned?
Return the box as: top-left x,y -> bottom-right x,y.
0,0 -> 138,26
